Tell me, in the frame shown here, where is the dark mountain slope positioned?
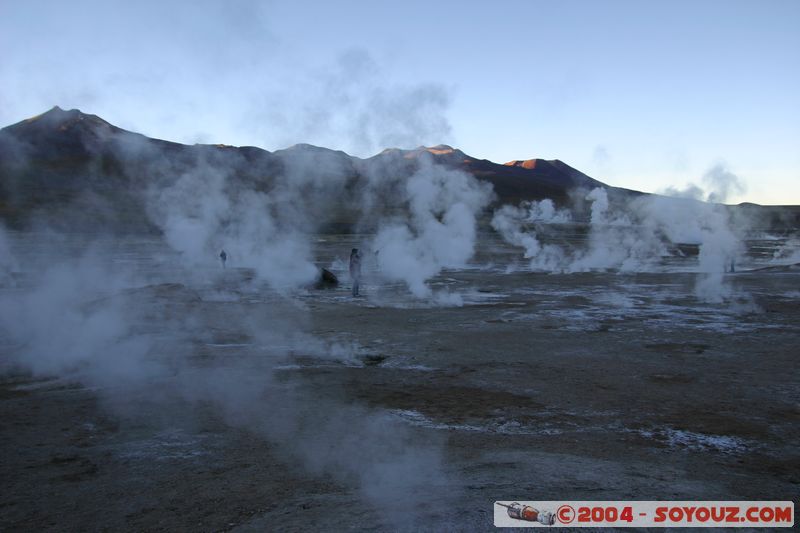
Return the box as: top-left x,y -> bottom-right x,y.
0,107 -> 797,232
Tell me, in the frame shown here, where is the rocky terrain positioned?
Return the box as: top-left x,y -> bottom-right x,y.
1,234 -> 798,531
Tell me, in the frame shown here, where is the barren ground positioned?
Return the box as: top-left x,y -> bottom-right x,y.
1,234 -> 798,531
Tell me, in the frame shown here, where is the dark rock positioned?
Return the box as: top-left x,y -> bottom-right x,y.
314,268 -> 338,289
362,355 -> 387,366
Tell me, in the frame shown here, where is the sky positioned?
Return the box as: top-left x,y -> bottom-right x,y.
1,0 -> 798,205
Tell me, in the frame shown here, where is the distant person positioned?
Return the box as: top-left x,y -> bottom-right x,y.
349,248 -> 361,297
220,249 -> 227,268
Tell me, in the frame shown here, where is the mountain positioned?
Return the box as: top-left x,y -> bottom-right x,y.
365,144 -> 626,205
0,107 -> 797,232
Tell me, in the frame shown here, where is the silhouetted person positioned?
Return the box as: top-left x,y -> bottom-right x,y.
349,248 -> 361,297
220,249 -> 227,268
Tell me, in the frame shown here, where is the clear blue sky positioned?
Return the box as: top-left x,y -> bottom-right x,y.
2,0 -> 798,204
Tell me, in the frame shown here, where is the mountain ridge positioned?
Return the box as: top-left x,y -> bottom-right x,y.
0,106 -> 608,195
1,107 -> 797,232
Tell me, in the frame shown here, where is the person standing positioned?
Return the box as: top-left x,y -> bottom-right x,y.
220,249 -> 227,268
349,248 -> 361,297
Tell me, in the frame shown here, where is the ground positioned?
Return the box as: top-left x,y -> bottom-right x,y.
1,234 -> 798,531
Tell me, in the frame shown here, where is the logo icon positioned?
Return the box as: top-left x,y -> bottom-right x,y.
496,502 -> 556,525
557,504 -> 576,524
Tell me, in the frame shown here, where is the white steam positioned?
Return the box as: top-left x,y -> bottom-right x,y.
149,162 -> 319,289
492,187 -> 747,303
490,200 -> 568,271
261,48 -> 453,156
663,162 -> 747,204
703,163 -> 746,204
0,249 -> 157,385
0,225 -> 451,527
372,157 -> 493,300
